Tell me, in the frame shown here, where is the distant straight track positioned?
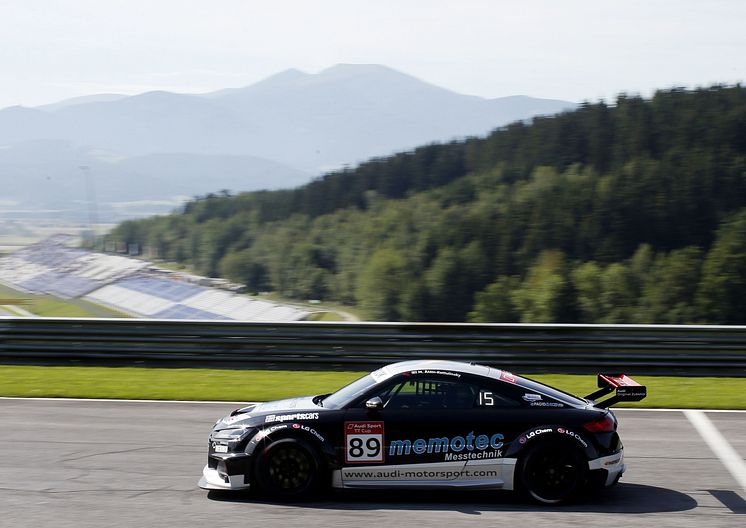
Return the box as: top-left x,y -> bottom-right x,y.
0,399 -> 744,527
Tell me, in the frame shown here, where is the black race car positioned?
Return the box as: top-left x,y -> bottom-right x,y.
199,360 -> 646,503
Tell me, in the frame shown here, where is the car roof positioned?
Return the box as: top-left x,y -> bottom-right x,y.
377,360 -> 587,408
379,360 -> 499,380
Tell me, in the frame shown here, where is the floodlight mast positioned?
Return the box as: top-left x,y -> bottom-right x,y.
79,165 -> 99,245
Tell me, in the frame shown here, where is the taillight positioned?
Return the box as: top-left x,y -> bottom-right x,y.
583,415 -> 615,433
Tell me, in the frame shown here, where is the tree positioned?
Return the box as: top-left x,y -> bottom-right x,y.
638,246 -> 702,323
696,209 -> 746,323
218,250 -> 269,292
599,263 -> 638,323
512,251 -> 576,322
424,242 -> 489,321
356,248 -> 415,320
467,276 -> 521,322
572,262 -> 603,322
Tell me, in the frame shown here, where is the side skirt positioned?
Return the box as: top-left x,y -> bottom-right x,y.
332,458 -> 518,490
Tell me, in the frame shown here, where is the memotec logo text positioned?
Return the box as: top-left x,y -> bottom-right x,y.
389,432 -> 504,456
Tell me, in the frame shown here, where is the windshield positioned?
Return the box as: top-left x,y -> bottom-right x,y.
321,374 -> 379,409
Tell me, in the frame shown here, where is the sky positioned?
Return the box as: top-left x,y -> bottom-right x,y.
1,0 -> 745,109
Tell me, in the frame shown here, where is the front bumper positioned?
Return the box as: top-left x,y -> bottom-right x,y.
198,447 -> 254,491
198,464 -> 251,491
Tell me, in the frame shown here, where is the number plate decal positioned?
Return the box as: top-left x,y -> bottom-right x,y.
344,421 -> 385,464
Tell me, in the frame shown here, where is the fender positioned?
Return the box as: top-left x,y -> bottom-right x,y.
245,422 -> 337,467
504,425 -> 598,460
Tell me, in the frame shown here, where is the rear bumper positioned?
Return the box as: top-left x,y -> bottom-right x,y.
588,449 -> 625,486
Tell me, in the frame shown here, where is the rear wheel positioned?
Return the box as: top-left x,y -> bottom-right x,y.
253,438 -> 324,500
518,441 -> 587,504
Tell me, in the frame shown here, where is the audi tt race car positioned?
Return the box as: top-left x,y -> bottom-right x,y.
199,360 -> 646,503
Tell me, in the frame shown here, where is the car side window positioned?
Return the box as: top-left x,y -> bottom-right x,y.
475,387 -> 521,408
373,377 -> 477,409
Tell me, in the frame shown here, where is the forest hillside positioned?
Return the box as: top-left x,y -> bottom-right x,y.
111,85 -> 746,323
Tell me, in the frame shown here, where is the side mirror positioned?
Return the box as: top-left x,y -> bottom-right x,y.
365,396 -> 383,411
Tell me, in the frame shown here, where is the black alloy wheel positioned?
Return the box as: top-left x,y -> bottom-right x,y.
253,438 -> 323,499
519,441 -> 587,504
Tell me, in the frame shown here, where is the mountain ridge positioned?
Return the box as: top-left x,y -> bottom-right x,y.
0,64 -> 575,220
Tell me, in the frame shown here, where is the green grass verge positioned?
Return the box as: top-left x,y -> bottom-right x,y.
0,366 -> 364,401
0,365 -> 743,409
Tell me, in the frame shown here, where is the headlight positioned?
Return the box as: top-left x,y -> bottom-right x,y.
212,428 -> 249,441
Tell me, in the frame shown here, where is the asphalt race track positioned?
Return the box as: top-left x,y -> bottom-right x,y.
0,399 -> 744,527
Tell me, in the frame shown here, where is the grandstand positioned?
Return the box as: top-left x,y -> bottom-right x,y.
84,274 -> 309,321
0,237 -> 147,298
0,237 -> 310,322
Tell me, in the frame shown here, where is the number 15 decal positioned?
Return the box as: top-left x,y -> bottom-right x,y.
345,421 -> 384,463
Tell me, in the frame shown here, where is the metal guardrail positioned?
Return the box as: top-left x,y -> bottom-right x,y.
1,318 -> 745,376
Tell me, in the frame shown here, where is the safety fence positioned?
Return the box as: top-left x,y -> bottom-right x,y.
1,318 -> 745,376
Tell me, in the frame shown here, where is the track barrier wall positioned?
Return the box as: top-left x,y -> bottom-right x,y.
1,318 -> 745,376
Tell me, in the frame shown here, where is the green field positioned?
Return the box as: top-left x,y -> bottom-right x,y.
306,311 -> 346,321
0,284 -> 128,318
0,365 -> 743,409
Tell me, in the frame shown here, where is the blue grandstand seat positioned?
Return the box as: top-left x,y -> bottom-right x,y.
19,271 -> 101,298
153,304 -> 231,320
116,276 -> 205,302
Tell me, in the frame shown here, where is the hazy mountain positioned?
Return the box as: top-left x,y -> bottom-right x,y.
0,141 -> 309,221
201,64 -> 575,171
0,64 -> 575,220
38,93 -> 128,112
0,106 -> 66,143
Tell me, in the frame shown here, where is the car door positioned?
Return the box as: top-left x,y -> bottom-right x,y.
340,373 -> 478,486
446,375 -> 526,486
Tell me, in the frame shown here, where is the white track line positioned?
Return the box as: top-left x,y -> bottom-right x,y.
684,409 -> 746,494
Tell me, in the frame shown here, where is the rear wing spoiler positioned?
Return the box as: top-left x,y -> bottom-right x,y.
585,374 -> 647,408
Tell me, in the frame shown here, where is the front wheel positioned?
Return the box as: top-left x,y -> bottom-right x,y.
518,441 -> 587,504
253,438 -> 324,500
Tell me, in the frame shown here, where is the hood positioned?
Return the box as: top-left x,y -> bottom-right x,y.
215,395 -> 321,429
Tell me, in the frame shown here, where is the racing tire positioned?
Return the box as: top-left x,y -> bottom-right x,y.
252,437 -> 325,500
517,440 -> 587,505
